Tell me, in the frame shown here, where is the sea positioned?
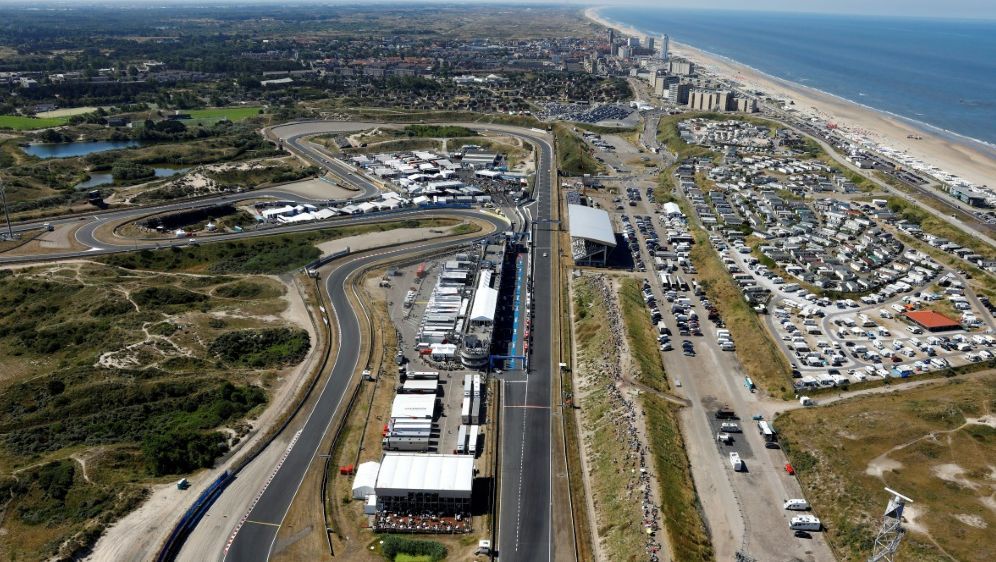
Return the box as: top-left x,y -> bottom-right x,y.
597,7 -> 996,148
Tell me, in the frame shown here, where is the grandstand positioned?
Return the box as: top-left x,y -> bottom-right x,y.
568,204 -> 616,267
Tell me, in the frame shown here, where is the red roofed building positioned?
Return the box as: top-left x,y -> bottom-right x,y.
905,310 -> 961,332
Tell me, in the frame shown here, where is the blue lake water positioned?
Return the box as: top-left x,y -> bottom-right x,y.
597,8 -> 996,147
73,167 -> 190,190
23,140 -> 143,159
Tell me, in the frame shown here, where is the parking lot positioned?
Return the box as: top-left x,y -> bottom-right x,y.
710,230 -> 996,392
575,143 -> 835,559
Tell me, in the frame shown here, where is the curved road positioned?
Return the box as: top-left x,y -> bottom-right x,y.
164,122 -> 559,562
1,121 -> 560,562
220,213 -> 509,561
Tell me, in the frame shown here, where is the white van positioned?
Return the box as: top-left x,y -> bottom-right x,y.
783,499 -> 810,511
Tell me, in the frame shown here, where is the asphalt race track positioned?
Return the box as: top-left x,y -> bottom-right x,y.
0,121 -> 559,562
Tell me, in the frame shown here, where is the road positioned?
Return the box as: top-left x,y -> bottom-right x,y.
1,121 -> 559,562
220,220 -> 507,561
624,214 -> 832,561
174,122 -> 559,562
496,126 -> 557,562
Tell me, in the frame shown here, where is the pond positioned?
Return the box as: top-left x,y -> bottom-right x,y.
22,140 -> 145,159
73,167 -> 190,190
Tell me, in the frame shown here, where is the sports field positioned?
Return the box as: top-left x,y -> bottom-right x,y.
0,115 -> 69,130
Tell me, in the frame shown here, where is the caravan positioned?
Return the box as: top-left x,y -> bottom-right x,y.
783,499 -> 810,511
789,515 -> 822,531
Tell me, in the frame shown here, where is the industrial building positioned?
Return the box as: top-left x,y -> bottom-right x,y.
459,241 -> 508,368
569,204 -> 617,266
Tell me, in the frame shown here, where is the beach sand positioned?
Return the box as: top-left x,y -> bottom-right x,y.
584,7 -> 996,188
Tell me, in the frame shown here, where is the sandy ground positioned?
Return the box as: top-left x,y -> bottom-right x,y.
585,8 -> 996,188
272,177 -> 359,200
86,276 -> 321,562
314,225 -> 468,256
3,223 -> 88,256
36,106 -> 99,118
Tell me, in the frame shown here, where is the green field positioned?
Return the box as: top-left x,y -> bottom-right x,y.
0,115 -> 70,130
572,276 -> 649,560
102,218 -> 465,274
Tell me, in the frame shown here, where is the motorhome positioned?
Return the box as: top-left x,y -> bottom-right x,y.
789,515 -> 822,531
730,452 -> 744,471
783,499 -> 810,511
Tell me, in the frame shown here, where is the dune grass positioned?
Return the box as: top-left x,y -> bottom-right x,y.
777,374 -> 996,562
688,226 -> 793,397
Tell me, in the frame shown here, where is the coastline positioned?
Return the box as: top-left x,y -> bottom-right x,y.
584,7 -> 996,188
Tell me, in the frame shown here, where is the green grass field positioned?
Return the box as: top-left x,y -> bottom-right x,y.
0,115 -> 70,130
572,276 -> 648,560
553,123 -> 602,177
394,555 -> 432,562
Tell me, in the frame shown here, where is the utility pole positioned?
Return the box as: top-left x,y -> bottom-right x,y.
0,181 -> 14,241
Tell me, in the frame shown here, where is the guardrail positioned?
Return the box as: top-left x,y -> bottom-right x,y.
306,248 -> 351,276
156,471 -> 233,562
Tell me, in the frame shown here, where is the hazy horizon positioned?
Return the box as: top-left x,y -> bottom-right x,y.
0,1 -> 992,21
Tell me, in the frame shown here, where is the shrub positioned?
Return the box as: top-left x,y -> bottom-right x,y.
380,536 -> 447,561
214,280 -> 278,299
132,285 -> 206,307
141,428 -> 227,476
208,328 -> 309,367
111,162 -> 155,182
91,299 -> 134,317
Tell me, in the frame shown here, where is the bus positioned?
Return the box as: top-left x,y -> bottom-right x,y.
757,420 -> 777,443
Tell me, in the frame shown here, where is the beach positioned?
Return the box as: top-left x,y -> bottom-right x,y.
584,7 -> 996,188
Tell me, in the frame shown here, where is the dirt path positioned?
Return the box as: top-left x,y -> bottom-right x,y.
86,274 -> 322,562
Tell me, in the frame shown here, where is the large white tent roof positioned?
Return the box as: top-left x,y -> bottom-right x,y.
568,204 -> 616,247
469,287 -> 498,323
352,461 -> 380,499
375,453 -> 473,498
390,394 -> 436,419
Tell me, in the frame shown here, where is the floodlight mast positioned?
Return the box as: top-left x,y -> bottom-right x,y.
0,181 -> 14,241
868,487 -> 913,562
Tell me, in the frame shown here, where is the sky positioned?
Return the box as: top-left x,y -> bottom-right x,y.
0,0 -> 992,20
585,0 -> 996,19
